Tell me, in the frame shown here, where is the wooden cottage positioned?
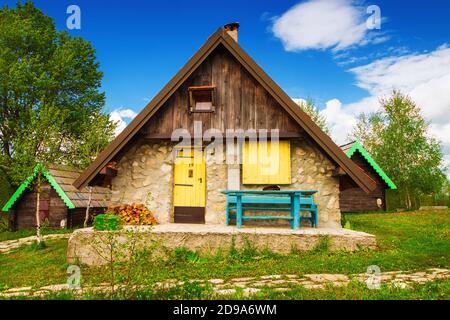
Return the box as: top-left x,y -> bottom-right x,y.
73,24 -> 377,229
2,165 -> 111,230
339,141 -> 397,212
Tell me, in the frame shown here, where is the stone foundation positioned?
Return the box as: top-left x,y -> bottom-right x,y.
67,225 -> 377,266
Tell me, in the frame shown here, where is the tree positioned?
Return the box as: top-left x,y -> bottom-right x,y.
351,91 -> 446,209
0,1 -> 115,185
295,99 -> 330,134
0,2 -> 116,237
348,112 -> 384,153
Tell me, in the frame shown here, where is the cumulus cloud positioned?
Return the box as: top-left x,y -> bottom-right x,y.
272,0 -> 383,52
322,44 -> 450,177
109,108 -> 138,136
320,99 -> 358,144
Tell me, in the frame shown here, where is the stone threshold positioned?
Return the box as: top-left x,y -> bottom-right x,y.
122,223 -> 375,237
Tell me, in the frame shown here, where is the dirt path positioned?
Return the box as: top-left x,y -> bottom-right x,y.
1,268 -> 448,298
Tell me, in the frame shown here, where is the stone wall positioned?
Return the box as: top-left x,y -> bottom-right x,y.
111,139 -> 341,228
290,140 -> 340,228
111,141 -> 174,224
203,140 -> 341,228
67,226 -> 377,266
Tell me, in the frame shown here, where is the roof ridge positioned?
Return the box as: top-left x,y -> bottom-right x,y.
2,165 -> 75,212
345,142 -> 397,190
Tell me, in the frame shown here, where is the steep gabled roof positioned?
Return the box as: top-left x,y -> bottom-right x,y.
2,165 -> 111,212
74,27 -> 377,193
341,141 -> 397,190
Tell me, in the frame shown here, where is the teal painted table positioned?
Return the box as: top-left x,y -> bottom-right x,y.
221,190 -> 318,229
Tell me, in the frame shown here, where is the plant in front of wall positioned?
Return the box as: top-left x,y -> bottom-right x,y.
87,227 -> 159,297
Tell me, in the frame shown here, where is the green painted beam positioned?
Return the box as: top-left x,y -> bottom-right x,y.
1,164 -> 75,212
346,142 -> 397,190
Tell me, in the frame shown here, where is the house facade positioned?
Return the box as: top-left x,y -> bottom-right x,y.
74,24 -> 376,229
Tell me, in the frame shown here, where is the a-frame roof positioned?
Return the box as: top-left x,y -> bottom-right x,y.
2,165 -> 111,212
3,164 -> 75,211
74,27 -> 377,193
341,141 -> 397,190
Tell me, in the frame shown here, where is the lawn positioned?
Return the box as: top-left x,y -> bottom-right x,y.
0,209 -> 449,299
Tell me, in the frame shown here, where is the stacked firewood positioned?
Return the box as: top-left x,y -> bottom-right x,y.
106,203 -> 157,225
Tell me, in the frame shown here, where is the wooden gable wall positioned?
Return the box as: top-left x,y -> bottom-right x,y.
140,44 -> 304,138
339,151 -> 387,212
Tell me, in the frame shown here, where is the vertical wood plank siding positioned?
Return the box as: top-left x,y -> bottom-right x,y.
141,45 -> 303,137
339,152 -> 388,212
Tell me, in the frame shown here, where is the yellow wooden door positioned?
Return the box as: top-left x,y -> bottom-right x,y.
173,148 -> 206,208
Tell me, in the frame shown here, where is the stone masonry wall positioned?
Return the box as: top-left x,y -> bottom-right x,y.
111,141 -> 174,224
111,139 -> 341,228
204,140 -> 341,228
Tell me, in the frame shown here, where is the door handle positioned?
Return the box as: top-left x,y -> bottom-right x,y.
198,178 -> 202,183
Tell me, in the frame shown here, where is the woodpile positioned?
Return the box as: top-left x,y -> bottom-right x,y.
106,203 -> 157,225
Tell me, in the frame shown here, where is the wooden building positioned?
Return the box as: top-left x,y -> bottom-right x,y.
2,165 -> 111,230
339,141 -> 397,212
73,24 -> 377,229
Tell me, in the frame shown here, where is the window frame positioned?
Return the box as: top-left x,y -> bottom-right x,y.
188,86 -> 216,113
242,140 -> 292,185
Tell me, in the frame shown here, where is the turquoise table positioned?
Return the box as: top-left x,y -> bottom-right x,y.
221,190 -> 318,229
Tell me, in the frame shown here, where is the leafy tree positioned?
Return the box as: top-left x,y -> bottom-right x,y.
0,2 -> 116,237
0,1 -> 115,186
295,99 -> 330,134
351,91 -> 446,209
348,112 -> 384,152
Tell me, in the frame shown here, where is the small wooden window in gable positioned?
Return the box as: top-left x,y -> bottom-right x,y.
189,86 -> 216,112
242,140 -> 291,185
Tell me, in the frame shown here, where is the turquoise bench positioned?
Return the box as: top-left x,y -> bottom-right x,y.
221,190 -> 318,229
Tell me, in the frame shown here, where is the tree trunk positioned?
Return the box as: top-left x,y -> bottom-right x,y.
84,186 -> 93,228
405,190 -> 412,210
35,173 -> 43,243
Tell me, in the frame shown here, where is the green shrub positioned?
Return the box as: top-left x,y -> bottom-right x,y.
93,214 -> 120,230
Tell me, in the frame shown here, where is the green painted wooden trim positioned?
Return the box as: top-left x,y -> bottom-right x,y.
346,142 -> 397,190
1,164 -> 75,212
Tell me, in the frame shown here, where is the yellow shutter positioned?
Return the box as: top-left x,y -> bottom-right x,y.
242,141 -> 291,184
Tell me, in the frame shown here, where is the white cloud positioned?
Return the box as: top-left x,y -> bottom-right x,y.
272,0 -> 382,52
320,99 -> 357,144
322,44 -> 450,178
292,98 -> 307,106
109,108 -> 138,136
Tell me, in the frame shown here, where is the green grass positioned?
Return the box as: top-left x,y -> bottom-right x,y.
4,279 -> 449,300
0,209 -> 449,297
0,239 -> 69,290
0,225 -> 74,242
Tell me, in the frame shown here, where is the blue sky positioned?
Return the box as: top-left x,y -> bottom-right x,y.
4,0 -> 450,173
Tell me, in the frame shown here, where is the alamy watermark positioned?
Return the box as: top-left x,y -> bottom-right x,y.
67,265 -> 81,289
66,5 -> 81,30
366,5 -> 381,30
366,265 -> 381,289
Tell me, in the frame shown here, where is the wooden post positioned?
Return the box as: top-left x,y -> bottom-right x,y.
236,194 -> 243,228
83,186 -> 93,228
291,193 -> 300,230
35,172 -> 43,243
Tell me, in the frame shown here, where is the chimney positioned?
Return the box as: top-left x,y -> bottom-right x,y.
223,22 -> 240,42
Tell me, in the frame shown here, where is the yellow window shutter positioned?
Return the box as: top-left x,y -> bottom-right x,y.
242,141 -> 291,184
